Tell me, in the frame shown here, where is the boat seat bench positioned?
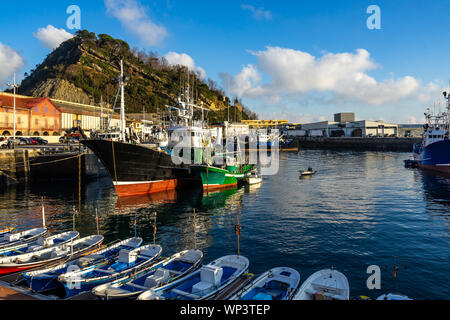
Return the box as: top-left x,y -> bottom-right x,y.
170,288 -> 201,299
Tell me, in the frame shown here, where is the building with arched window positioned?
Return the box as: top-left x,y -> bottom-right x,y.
0,92 -> 121,138
0,93 -> 62,136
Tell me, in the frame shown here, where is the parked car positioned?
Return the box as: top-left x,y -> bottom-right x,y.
0,137 -> 9,149
14,137 -> 28,145
60,134 -> 81,144
31,137 -> 48,145
26,138 -> 38,145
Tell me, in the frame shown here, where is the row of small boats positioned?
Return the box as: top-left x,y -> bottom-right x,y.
0,226 -> 411,300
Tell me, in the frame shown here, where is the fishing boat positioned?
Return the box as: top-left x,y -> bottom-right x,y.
189,165 -> 238,192
92,249 -> 203,300
0,231 -> 79,257
58,244 -> 162,298
226,163 -> 257,184
413,91 -> 450,173
299,168 -> 316,177
377,293 -> 412,300
229,267 -> 300,300
22,237 -> 143,293
0,227 -> 47,250
81,62 -> 214,197
292,269 -> 349,300
0,227 -> 14,236
245,171 -> 262,185
0,235 -> 104,276
137,255 -> 250,300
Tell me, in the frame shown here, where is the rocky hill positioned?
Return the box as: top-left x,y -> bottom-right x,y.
18,30 -> 257,123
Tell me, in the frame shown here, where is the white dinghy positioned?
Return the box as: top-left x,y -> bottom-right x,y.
0,227 -> 47,250
377,293 -> 412,300
245,172 -> 262,185
293,269 -> 349,300
230,267 -> 300,300
137,255 -> 250,300
92,249 -> 203,300
0,231 -> 79,257
0,235 -> 104,276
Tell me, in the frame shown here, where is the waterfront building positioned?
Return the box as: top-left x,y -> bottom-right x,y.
328,120 -> 398,137
282,114 -> 398,138
398,124 -> 424,137
241,119 -> 288,128
0,92 -> 121,137
224,122 -> 250,138
334,112 -> 355,123
51,99 -> 120,132
0,92 -> 62,137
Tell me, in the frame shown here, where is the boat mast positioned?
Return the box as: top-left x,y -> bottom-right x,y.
447,80 -> 450,135
119,59 -> 126,142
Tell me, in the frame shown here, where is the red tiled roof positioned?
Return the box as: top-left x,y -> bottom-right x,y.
0,94 -> 34,108
0,93 -> 62,112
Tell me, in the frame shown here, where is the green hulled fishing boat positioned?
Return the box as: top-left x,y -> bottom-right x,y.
190,165 -> 238,191
226,164 -> 257,181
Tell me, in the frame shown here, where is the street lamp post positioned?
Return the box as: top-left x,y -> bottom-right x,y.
7,73 -> 18,141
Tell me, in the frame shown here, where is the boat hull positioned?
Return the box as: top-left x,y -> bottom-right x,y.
190,165 -> 237,191
23,275 -> 60,292
81,140 -> 189,197
0,262 -> 48,275
415,140 -> 450,173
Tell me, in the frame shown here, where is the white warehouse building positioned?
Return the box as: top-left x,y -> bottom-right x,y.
283,117 -> 398,138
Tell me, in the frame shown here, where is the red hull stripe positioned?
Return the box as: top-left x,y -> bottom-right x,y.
203,182 -> 238,192
0,264 -> 43,275
114,179 -> 178,197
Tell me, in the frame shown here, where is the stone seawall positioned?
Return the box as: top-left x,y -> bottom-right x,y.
0,149 -> 39,189
296,137 -> 421,152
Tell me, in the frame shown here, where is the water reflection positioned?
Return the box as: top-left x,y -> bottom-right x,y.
420,171 -> 450,233
1,151 -> 450,299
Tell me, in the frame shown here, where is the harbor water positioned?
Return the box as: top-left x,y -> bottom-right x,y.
0,150 -> 449,299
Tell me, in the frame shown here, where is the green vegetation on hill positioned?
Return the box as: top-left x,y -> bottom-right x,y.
18,30 -> 257,123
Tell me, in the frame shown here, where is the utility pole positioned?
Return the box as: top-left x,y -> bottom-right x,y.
7,73 -> 18,140
119,60 -> 126,142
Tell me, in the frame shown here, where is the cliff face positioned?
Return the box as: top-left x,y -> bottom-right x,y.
18,30 -> 255,122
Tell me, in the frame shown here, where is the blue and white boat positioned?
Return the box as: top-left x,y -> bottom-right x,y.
0,231 -> 79,257
0,235 -> 104,276
22,237 -> 142,293
292,269 -> 349,300
92,249 -> 203,300
0,227 -> 14,236
137,255 -> 250,300
229,267 -> 300,300
413,92 -> 450,173
0,227 -> 47,250
58,243 -> 162,298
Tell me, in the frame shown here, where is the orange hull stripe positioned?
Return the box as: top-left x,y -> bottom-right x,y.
114,179 -> 178,197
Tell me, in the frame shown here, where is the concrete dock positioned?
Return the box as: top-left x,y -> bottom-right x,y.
295,137 -> 421,152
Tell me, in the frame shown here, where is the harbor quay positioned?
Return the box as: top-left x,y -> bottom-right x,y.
294,137 -> 422,152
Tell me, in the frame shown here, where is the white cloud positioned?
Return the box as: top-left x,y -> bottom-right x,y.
163,52 -> 207,79
222,46 -> 436,105
33,25 -> 74,50
220,64 -> 261,97
105,0 -> 167,46
0,43 -> 24,84
241,4 -> 272,20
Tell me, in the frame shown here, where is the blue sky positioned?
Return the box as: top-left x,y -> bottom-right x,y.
1,0 -> 450,124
